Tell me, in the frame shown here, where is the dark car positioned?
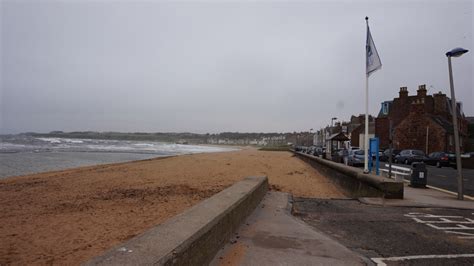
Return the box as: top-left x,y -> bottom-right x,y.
380,149 -> 401,162
306,146 -> 316,154
447,153 -> 460,168
425,152 -> 450,168
394,149 -> 428,165
312,147 -> 323,156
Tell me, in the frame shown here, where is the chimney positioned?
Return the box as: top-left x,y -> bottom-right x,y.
399,87 -> 408,98
433,91 -> 447,116
417,84 -> 427,97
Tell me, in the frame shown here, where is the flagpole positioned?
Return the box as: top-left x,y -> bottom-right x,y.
364,73 -> 369,173
364,17 -> 369,173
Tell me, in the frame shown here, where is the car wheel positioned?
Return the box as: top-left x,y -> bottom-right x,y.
436,161 -> 441,168
404,159 -> 409,165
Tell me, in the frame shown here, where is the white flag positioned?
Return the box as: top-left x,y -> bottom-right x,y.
366,24 -> 382,76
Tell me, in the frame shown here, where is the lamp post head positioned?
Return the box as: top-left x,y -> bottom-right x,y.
446,47 -> 469,57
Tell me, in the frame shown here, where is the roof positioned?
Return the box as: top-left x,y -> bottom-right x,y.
377,101 -> 393,118
466,116 -> 474,124
327,132 -> 350,141
429,115 -> 453,134
429,115 -> 468,137
446,98 -> 464,118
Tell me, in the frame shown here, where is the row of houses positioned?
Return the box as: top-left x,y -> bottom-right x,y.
206,135 -> 287,146
312,84 -> 473,154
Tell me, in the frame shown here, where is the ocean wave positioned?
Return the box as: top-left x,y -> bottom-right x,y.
36,137 -> 85,144
2,136 -> 236,155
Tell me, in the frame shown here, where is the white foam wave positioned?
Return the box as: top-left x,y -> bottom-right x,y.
36,137 -> 85,144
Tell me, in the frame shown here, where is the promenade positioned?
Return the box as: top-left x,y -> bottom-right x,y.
213,153 -> 474,266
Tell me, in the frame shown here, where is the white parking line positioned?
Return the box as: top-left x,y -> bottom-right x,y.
405,212 -> 474,239
371,254 -> 474,266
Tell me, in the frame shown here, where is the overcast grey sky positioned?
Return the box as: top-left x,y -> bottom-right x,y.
1,0 -> 472,134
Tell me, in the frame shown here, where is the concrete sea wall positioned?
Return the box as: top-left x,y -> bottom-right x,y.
294,151 -> 403,199
86,176 -> 268,266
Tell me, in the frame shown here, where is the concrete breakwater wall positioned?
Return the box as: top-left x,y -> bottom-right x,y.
294,151 -> 403,199
86,176 -> 268,266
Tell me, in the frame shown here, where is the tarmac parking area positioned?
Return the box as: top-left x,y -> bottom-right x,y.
380,163 -> 474,197
292,198 -> 474,265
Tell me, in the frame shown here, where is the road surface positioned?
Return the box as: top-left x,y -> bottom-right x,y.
293,198 -> 474,265
379,162 -> 474,197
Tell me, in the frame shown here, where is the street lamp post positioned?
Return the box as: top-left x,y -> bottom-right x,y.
446,47 -> 468,200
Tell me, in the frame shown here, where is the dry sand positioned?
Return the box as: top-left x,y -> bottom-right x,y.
0,148 -> 344,265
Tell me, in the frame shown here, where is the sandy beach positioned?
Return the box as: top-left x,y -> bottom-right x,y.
0,148 -> 344,265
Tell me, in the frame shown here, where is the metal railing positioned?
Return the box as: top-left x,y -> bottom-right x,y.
380,164 -> 411,182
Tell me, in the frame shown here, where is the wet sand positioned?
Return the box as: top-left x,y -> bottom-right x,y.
0,148 -> 344,265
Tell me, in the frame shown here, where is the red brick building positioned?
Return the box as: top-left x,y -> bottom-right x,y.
375,85 -> 469,153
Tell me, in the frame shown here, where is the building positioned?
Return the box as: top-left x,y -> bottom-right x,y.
350,122 -> 375,149
375,84 -> 469,153
347,114 -> 375,149
466,117 -> 474,151
313,115 -> 375,149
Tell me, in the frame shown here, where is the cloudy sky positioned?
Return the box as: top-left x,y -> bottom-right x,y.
1,0 -> 472,134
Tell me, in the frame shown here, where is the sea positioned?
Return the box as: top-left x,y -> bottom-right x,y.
0,135 -> 235,179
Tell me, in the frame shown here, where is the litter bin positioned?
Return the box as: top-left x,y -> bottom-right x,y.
410,162 -> 427,188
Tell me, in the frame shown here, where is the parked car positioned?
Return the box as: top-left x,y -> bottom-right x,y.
425,152 -> 450,168
312,147 -> 323,156
380,149 -> 401,162
306,146 -> 316,154
394,149 -> 428,165
446,152 -> 472,168
348,149 -> 364,167
446,153 -> 458,168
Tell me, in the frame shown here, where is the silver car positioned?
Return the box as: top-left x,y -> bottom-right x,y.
348,149 -> 364,167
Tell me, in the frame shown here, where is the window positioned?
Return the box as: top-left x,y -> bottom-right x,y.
382,102 -> 389,115
413,150 -> 425,156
